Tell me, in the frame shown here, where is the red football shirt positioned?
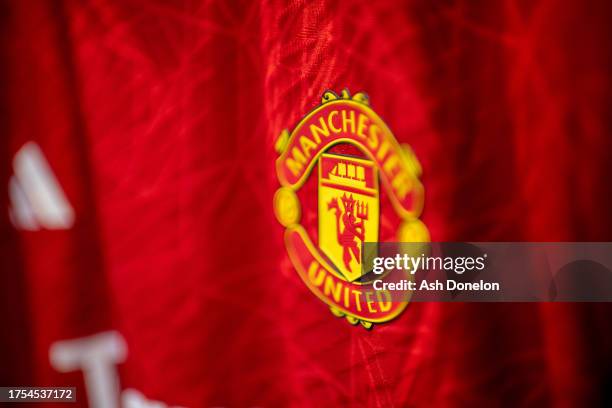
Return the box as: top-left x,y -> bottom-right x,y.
1,1 -> 612,406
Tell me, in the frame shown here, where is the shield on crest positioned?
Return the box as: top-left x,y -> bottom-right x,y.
318,153 -> 379,282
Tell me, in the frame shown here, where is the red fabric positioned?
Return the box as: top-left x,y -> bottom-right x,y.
2,0 -> 612,406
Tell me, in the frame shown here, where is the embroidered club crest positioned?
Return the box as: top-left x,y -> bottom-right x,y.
273,89 -> 428,329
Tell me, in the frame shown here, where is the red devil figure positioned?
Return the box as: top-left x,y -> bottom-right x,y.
327,193 -> 369,273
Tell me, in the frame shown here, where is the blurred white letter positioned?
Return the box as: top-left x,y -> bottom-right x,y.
50,331 -> 127,408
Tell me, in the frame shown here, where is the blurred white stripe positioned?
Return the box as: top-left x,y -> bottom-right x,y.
9,141 -> 75,230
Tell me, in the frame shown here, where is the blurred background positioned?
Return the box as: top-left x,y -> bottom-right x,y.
1,0 -> 612,406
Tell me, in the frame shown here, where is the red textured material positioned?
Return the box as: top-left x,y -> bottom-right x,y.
1,1 -> 612,406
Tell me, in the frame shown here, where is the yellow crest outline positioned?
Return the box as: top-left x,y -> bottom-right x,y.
273,89 -> 429,329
